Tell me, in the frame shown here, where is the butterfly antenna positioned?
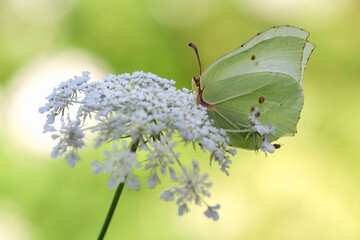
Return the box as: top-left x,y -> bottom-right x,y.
188,43 -> 202,85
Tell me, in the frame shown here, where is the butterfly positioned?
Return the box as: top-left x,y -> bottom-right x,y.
189,26 -> 315,150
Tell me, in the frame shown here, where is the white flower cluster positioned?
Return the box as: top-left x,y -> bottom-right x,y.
39,71 -> 237,220
160,160 -> 220,220
248,107 -> 277,156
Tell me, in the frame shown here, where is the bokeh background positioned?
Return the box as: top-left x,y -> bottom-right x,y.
0,0 -> 359,239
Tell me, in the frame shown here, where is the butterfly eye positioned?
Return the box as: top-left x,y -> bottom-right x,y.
251,55 -> 256,60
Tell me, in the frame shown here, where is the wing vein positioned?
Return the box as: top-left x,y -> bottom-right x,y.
210,82 -> 275,104
213,109 -> 241,130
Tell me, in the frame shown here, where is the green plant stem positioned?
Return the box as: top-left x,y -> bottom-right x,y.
97,140 -> 139,240
97,180 -> 126,240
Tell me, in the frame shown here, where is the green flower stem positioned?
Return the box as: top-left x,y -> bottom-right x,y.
97,140 -> 139,240
97,180 -> 126,240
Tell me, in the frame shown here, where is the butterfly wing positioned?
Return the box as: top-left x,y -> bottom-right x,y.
200,26 -> 315,149
300,41 -> 316,85
202,72 -> 303,149
201,26 -> 315,88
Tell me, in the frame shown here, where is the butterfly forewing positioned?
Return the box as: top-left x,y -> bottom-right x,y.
201,26 -> 314,88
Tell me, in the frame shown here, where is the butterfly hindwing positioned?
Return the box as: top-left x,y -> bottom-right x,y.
202,72 -> 303,149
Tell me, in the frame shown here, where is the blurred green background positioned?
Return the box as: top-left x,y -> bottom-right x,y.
1,0 -> 360,239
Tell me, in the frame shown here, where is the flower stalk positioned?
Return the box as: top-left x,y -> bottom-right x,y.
97,180 -> 126,240
98,140 -> 139,240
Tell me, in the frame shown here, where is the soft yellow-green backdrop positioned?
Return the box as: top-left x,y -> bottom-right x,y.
0,0 -> 359,239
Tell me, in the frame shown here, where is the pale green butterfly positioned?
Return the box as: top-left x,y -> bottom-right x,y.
189,26 -> 315,150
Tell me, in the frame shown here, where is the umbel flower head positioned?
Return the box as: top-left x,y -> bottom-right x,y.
40,71 -> 239,220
